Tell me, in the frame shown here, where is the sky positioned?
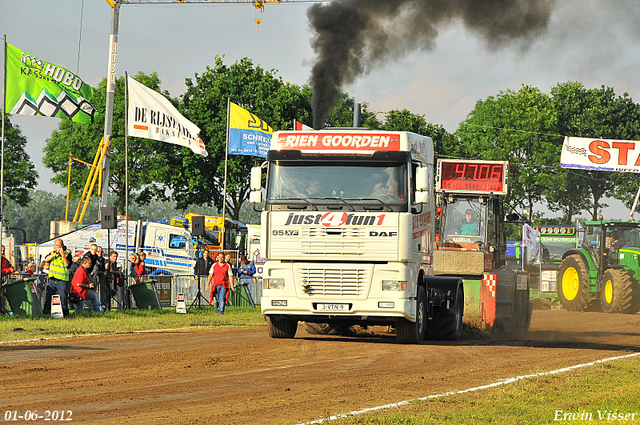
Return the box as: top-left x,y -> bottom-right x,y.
1,0 -> 640,219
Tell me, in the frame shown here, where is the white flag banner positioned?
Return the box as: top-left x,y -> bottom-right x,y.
576,220 -> 585,247
294,120 -> 313,131
561,136 -> 640,173
522,223 -> 539,250
127,76 -> 208,157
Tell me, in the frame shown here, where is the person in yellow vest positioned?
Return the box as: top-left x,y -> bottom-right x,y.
42,239 -> 73,317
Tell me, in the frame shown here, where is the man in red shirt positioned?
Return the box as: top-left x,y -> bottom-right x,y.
1,245 -> 15,314
1,245 -> 15,277
206,252 -> 234,314
70,257 -> 103,314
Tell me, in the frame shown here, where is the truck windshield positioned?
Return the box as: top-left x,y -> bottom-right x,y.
266,163 -> 408,210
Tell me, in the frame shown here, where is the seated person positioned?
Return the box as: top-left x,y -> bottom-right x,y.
23,261 -> 37,276
608,231 -> 625,250
459,209 -> 479,236
70,257 -> 103,313
371,179 -> 404,201
306,180 -> 322,198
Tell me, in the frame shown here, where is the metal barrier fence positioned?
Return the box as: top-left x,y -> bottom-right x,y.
1,271 -> 262,314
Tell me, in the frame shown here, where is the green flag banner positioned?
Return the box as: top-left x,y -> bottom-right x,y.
4,43 -> 96,123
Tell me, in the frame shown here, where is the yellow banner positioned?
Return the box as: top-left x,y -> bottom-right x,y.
229,102 -> 274,133
229,102 -> 273,158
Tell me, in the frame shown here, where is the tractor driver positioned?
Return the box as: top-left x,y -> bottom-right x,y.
609,231 -> 625,250
459,209 -> 479,236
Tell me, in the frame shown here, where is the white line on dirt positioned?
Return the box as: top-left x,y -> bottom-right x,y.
298,351 -> 640,425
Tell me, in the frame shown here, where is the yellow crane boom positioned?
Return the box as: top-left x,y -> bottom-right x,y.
108,0 -> 320,6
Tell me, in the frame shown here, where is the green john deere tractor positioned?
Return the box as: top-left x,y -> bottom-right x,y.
557,220 -> 640,313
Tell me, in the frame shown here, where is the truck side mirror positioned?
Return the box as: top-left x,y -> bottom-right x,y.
416,167 -> 429,192
249,191 -> 262,204
250,166 -> 263,204
414,167 -> 429,206
415,191 -> 428,204
250,166 -> 262,191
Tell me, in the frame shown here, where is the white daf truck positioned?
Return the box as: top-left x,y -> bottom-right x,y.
249,130 -> 466,343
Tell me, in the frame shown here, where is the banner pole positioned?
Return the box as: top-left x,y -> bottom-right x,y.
221,97 -> 230,251
629,183 -> 640,222
125,72 -> 129,296
1,34 -> 7,258
100,2 -> 121,208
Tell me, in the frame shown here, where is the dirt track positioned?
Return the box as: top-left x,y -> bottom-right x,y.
2,310 -> 640,425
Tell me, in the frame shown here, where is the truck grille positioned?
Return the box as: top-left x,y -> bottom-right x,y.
301,240 -> 366,251
298,267 -> 368,297
298,227 -> 386,255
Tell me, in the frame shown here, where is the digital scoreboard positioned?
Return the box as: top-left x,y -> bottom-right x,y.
436,159 -> 509,195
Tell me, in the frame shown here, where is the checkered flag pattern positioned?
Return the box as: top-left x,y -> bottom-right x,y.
483,273 -> 497,298
10,89 -> 96,123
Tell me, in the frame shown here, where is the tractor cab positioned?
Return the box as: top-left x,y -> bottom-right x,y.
436,194 -> 506,270
558,220 -> 640,313
580,221 -> 640,276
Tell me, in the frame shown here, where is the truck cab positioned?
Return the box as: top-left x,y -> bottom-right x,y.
251,130 -> 466,343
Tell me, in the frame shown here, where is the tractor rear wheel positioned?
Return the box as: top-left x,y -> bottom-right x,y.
600,269 -> 640,314
425,288 -> 464,341
557,255 -> 589,311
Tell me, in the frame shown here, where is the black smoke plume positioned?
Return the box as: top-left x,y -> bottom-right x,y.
307,0 -> 556,129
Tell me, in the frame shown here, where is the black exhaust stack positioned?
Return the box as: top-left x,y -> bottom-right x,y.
353,102 -> 361,128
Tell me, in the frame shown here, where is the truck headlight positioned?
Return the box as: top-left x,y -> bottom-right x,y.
263,278 -> 285,290
382,280 -> 406,291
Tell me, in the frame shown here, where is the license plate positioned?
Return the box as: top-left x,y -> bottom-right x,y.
317,303 -> 347,311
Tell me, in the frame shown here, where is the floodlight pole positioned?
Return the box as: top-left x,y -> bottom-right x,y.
101,1 -> 120,208
630,183 -> 640,222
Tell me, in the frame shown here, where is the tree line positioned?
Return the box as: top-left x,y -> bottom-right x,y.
2,57 -> 640,243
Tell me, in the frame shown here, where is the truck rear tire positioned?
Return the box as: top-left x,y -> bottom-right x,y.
557,255 -> 589,311
396,286 -> 426,344
425,288 -> 464,341
267,316 -> 298,338
600,269 -> 640,314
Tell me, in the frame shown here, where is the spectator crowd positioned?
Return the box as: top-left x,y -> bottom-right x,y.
1,241 -> 258,317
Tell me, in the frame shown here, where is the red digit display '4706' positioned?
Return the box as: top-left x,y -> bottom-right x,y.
436,159 -> 509,195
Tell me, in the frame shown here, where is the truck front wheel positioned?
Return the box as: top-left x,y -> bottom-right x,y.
600,269 -> 640,314
396,286 -> 426,344
266,316 -> 298,338
557,255 -> 589,311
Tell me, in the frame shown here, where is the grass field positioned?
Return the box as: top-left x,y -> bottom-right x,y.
309,357 -> 640,425
0,306 -> 265,343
